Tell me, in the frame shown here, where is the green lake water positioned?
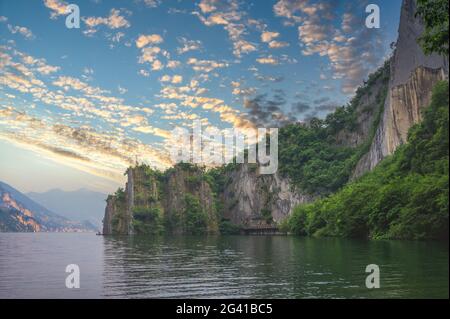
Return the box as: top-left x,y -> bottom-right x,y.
0,233 -> 447,298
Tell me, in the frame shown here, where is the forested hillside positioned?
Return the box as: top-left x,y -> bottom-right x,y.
283,81 -> 449,240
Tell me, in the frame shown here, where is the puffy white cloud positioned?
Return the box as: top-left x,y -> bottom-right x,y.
160,75 -> 183,84
198,0 -> 218,13
261,31 -> 279,43
151,60 -> 164,71
187,58 -> 228,73
256,56 -> 278,65
43,0 -> 68,19
83,9 -> 130,33
136,34 -> 163,48
167,60 -> 181,69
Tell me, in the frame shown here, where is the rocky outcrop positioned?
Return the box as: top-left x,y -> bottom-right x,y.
102,162 -> 302,234
353,0 -> 448,178
163,166 -> 218,234
103,164 -> 219,235
221,164 -> 312,227
102,196 -> 114,235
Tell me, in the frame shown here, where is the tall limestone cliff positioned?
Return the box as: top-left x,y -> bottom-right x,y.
353,0 -> 448,178
163,165 -> 218,234
103,164 -> 219,235
220,163 -> 312,227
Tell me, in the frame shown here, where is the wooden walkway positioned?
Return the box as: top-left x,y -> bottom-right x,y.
241,225 -> 284,235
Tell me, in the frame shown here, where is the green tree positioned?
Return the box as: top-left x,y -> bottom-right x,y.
415,0 -> 449,56
183,194 -> 208,234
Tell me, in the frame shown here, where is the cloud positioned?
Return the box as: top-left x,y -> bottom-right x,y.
43,0 -> 68,19
151,60 -> 163,71
160,74 -> 183,84
268,40 -> 289,49
142,0 -> 161,8
0,47 -> 145,126
243,92 -> 296,127
135,35 -> 168,72
83,9 -> 130,34
187,58 -> 228,72
232,87 -> 256,96
7,24 -> 34,39
16,51 -> 60,74
194,0 -> 257,58
273,0 -> 386,94
158,84 -> 253,129
167,60 -> 181,69
176,37 -> 202,54
0,109 -> 171,181
138,69 -> 150,77
199,0 -> 218,13
136,34 -> 163,48
118,85 -> 127,94
256,56 -> 278,65
261,31 -> 279,43
132,126 -> 171,138
53,76 -> 105,95
138,46 -> 163,63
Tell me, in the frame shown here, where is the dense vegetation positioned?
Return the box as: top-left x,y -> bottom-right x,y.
282,81 -> 449,240
278,61 -> 390,195
415,0 -> 449,56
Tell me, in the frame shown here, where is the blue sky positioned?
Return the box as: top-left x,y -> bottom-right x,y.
0,0 -> 402,193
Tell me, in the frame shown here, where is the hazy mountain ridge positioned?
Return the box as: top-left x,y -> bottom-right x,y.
27,188 -> 107,228
0,181 -> 97,232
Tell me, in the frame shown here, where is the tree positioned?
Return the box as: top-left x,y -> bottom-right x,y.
415,0 -> 449,56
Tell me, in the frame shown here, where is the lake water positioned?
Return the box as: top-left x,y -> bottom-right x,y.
0,233 -> 448,299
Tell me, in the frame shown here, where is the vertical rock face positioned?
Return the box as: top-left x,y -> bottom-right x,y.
353,0 -> 448,178
102,164 -> 219,235
102,196 -> 114,235
221,164 -> 313,226
163,166 -> 218,234
335,62 -> 390,148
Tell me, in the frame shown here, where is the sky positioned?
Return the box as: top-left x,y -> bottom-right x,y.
0,0 -> 402,193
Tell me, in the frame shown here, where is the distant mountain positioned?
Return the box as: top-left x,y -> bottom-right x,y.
0,181 -> 97,232
27,188 -> 107,228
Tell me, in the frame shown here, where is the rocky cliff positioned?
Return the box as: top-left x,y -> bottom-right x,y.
102,162 -> 303,235
353,0 -> 448,178
221,163 -> 312,227
103,164 -> 219,235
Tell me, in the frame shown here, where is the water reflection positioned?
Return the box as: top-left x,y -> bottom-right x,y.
0,233 -> 446,298
101,235 -> 449,299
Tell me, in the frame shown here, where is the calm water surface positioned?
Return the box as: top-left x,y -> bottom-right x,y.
0,233 -> 448,298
